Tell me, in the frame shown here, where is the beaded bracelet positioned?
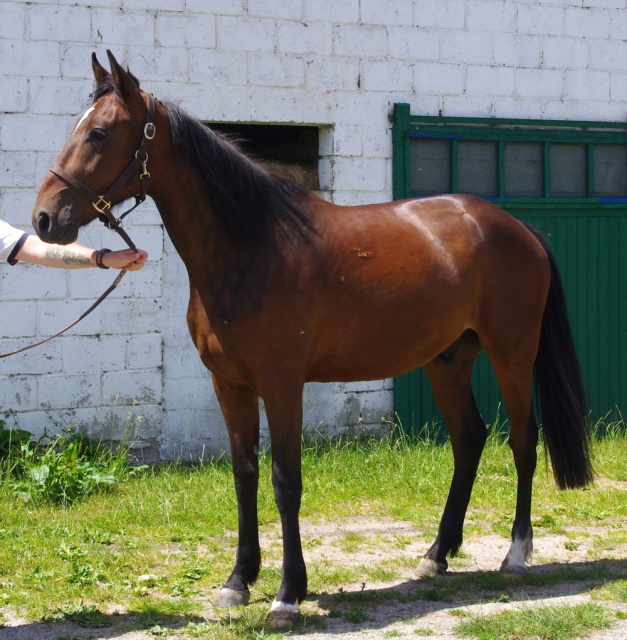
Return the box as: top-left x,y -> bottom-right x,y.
95,248 -> 112,269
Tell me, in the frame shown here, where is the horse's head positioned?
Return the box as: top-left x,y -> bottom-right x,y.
33,50 -> 156,244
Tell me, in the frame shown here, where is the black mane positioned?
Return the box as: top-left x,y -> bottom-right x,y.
93,72 -> 313,246
163,101 -> 313,245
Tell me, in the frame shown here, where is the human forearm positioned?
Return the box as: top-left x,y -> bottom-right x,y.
18,235 -> 95,268
14,235 -> 148,270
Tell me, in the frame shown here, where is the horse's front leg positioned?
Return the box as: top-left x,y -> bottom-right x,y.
263,385 -> 306,628
212,374 -> 262,608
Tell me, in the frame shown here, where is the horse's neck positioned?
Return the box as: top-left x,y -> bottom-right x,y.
151,176 -> 263,311
152,173 -> 223,263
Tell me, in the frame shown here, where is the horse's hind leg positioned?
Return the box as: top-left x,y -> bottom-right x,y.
488,354 -> 538,577
211,374 -> 262,607
418,332 -> 486,576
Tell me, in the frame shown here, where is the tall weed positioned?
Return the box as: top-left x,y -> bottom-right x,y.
0,418 -> 145,506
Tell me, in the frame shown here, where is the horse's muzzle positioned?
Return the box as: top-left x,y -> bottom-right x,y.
34,208 -> 78,245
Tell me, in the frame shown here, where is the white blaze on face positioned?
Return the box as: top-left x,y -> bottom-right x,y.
73,106 -> 95,134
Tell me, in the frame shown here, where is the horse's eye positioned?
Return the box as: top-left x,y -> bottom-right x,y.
89,128 -> 108,141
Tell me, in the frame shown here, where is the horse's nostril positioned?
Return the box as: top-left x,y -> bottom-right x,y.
37,211 -> 51,236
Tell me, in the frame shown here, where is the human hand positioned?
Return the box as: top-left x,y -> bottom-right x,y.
102,248 -> 149,271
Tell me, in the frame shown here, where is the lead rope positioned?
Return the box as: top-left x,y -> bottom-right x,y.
0,269 -> 127,359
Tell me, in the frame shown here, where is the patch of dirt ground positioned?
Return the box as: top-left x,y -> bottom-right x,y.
0,517 -> 625,639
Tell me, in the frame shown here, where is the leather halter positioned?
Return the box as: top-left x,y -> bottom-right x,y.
48,92 -> 157,251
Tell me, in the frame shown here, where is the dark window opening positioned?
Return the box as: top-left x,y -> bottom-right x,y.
551,143 -> 587,198
458,140 -> 498,197
410,138 -> 450,195
208,123 -> 320,191
504,142 -> 543,198
405,115 -> 627,202
594,144 -> 627,197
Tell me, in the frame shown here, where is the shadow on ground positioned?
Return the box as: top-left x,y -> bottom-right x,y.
0,559 -> 625,639
298,558 -> 627,635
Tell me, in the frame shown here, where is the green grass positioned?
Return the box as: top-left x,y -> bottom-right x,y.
592,579 -> 627,603
0,421 -> 624,638
455,603 -> 613,640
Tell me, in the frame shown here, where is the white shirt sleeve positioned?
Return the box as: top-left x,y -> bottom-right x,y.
0,219 -> 28,265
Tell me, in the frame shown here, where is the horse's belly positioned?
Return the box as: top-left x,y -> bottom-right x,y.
306,303 -> 469,382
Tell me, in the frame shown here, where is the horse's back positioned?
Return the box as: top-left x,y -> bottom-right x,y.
307,192 -> 548,311
309,193 -> 526,262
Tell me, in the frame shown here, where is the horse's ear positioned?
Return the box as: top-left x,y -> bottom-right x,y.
92,52 -> 110,86
106,49 -> 140,100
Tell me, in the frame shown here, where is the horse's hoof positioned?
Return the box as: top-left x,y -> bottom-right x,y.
265,601 -> 301,629
500,561 -> 527,578
216,587 -> 250,608
416,557 -> 447,577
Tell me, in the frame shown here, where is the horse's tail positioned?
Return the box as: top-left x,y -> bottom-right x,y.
526,225 -> 594,490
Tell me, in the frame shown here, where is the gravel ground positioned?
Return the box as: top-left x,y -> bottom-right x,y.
1,517 -> 625,639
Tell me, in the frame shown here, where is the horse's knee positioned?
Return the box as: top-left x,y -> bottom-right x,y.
233,459 -> 258,487
272,479 -> 302,515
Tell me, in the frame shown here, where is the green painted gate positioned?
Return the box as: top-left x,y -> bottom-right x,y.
392,103 -> 627,434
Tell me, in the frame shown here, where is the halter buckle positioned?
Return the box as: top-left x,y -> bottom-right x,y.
93,195 -> 112,215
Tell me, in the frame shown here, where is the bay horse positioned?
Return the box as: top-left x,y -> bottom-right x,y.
32,51 -> 593,627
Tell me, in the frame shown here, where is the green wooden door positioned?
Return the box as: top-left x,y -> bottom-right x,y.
392,104 -> 627,434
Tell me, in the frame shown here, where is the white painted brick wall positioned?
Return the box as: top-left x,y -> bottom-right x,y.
467,2 -> 517,33
415,1 -> 465,30
217,16 -> 275,52
361,1 -> 414,27
277,21 -> 333,55
542,38 -> 589,70
155,13 -> 216,49
249,0 -> 302,20
387,27 -> 439,61
564,7 -> 612,39
0,3 -> 26,40
29,5 -> 93,43
334,25 -> 388,58
1,0 -> 627,461
493,34 -> 542,68
249,53 -> 305,87
517,5 -> 565,37
303,0 -> 359,24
